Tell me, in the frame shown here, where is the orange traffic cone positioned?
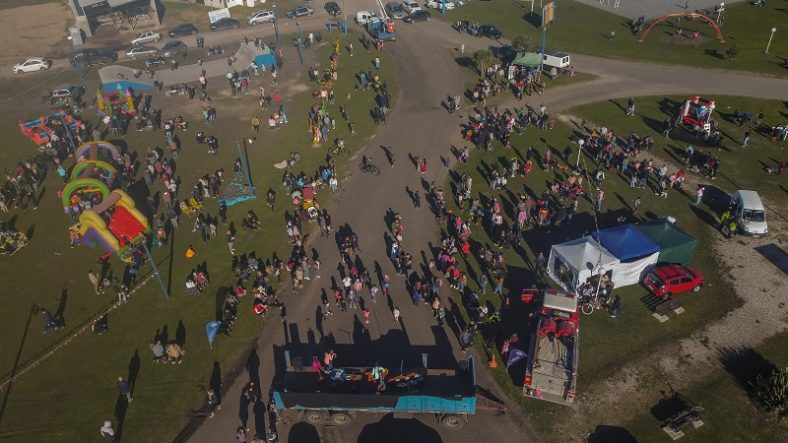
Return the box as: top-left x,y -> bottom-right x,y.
488,354 -> 498,368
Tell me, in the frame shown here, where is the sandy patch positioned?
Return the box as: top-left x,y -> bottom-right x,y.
0,3 -> 71,67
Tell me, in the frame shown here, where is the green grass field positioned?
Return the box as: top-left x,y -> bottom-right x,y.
438,0 -> 788,77
0,32 -> 396,442
441,94 -> 786,437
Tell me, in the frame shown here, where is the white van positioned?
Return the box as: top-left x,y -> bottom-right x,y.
731,190 -> 767,237
542,49 -> 570,70
356,10 -> 377,24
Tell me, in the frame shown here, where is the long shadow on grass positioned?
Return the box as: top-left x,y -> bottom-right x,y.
0,303 -> 36,426
717,346 -> 776,394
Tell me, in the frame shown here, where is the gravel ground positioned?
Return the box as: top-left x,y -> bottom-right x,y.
553,114 -> 788,440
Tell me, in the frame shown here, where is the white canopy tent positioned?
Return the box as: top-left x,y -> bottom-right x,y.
547,237 -> 620,292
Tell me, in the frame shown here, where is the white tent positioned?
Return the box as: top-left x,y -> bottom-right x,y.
547,237 -> 620,292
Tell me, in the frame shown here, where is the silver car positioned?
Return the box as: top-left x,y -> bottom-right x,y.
125,45 -> 159,59
385,2 -> 407,19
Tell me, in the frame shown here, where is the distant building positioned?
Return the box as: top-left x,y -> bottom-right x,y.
68,0 -> 162,37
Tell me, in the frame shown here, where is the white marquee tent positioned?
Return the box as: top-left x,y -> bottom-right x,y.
547,237 -> 620,292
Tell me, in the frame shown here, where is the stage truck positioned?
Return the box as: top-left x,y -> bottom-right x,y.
272,356 -> 477,429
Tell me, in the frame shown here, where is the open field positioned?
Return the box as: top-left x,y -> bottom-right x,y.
0,32 -> 397,442
438,0 -> 788,77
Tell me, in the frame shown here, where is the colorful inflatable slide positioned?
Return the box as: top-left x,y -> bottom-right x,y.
19,110 -> 80,146
64,141 -> 149,262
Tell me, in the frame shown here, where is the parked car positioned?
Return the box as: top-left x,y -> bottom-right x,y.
145,56 -> 167,68
643,264 -> 704,300
385,2 -> 407,19
13,57 -> 51,73
426,0 -> 455,10
210,18 -> 241,31
248,10 -> 275,25
478,24 -> 503,39
125,45 -> 159,59
168,23 -> 198,38
286,4 -> 314,18
402,0 -> 422,13
403,9 -> 430,22
160,40 -> 186,57
130,30 -> 161,45
51,84 -> 84,100
730,190 -> 767,237
70,48 -> 118,67
324,1 -> 342,16
355,10 -> 377,24
50,84 -> 85,106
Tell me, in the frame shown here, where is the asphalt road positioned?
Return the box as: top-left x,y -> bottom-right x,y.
184,17 -> 537,443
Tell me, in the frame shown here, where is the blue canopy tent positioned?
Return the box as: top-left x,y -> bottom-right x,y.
592,224 -> 661,287
592,224 -> 660,261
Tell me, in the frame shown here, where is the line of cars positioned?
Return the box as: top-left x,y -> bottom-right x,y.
357,1 -> 431,24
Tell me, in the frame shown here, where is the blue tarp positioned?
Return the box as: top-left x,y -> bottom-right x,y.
592,224 -> 660,261
101,80 -> 154,94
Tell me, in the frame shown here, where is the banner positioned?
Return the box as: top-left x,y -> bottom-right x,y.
208,7 -> 231,23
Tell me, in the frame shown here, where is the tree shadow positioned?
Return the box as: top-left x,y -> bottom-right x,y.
357,414 -> 442,443
717,346 -> 776,394
288,422 -> 320,443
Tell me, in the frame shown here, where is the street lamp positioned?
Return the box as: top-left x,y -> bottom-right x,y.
765,27 -> 777,54
576,138 -> 585,168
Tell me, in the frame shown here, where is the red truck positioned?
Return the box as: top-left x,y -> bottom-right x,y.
523,290 -> 579,405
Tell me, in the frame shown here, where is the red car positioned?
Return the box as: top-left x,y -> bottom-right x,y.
644,264 -> 704,300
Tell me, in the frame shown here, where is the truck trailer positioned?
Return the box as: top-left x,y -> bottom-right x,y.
272,357 -> 477,429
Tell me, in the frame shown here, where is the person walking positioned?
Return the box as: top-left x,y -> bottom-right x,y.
741,130 -> 751,147
206,388 -> 221,418
251,116 -> 260,133
100,421 -> 117,443
596,189 -> 605,212
535,252 -> 546,278
88,270 -> 100,295
625,97 -> 635,116
225,229 -> 236,255
694,186 -> 704,205
235,425 -> 247,442
116,376 -> 133,403
633,196 -> 641,214
609,295 -> 622,318
374,56 -> 380,70
393,306 -> 401,323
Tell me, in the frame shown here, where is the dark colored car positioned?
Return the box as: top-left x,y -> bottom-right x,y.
478,24 -> 503,39
286,4 -> 314,18
70,48 -> 118,67
168,23 -> 198,38
324,1 -> 342,16
210,17 -> 241,31
160,40 -> 186,57
403,10 -> 431,23
643,264 -> 704,300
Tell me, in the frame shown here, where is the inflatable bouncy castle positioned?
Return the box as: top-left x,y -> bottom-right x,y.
63,141 -> 149,262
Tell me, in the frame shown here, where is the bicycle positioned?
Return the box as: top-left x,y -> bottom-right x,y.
359,156 -> 380,175
580,296 -> 606,315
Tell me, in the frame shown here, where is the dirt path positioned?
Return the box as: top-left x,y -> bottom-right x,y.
0,3 -> 71,69
553,113 -> 788,440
